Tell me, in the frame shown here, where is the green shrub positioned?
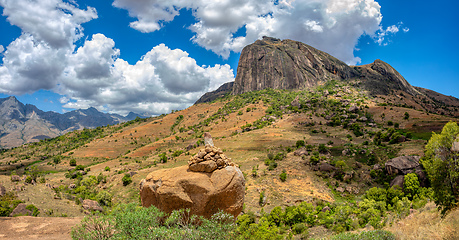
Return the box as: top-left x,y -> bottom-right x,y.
296,140 -> 305,148
279,170 -> 287,182
69,159 -> 77,166
104,166 -> 110,171
122,174 -> 132,186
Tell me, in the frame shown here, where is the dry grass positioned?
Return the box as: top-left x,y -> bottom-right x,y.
386,202 -> 459,240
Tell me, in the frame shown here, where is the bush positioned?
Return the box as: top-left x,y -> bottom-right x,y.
296,140 -> 305,148
104,166 -> 110,171
96,191 -> 112,207
279,170 -> 287,182
69,159 -> 77,166
122,174 -> 132,186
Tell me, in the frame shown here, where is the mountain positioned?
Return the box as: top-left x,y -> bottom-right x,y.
0,96 -> 146,148
196,37 -> 459,117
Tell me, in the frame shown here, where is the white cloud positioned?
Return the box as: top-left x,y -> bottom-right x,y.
0,0 -> 97,49
113,0 -> 386,64
0,0 -> 234,115
374,23 -> 407,45
0,45 -> 4,53
60,35 -> 234,116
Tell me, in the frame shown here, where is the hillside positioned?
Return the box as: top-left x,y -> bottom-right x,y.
0,96 -> 146,149
0,37 -> 458,239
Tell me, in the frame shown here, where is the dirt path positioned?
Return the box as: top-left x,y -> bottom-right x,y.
0,216 -> 83,240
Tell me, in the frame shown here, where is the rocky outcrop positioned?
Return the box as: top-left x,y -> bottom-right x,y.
385,156 -> 421,175
9,203 -> 32,217
233,36 -> 358,95
195,82 -> 234,104
139,165 -> 245,218
140,134 -> 245,218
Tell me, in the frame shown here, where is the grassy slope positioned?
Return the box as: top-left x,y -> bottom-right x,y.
0,82 -> 457,238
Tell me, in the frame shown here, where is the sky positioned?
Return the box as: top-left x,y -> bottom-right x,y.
0,0 -> 457,116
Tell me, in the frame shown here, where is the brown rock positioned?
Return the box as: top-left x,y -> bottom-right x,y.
385,156 -> 420,175
390,175 -> 405,190
189,160 -> 218,173
336,187 -> 345,193
82,199 -> 103,212
140,165 -> 245,218
0,184 -> 6,197
294,147 -> 308,156
319,163 -> 336,172
348,105 -> 359,113
9,203 -> 32,217
11,175 -> 20,182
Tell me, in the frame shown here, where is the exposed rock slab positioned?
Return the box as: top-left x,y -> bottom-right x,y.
139,165 -> 245,218
385,156 -> 421,175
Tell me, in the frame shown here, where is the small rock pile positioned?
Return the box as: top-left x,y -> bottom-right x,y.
188,145 -> 235,173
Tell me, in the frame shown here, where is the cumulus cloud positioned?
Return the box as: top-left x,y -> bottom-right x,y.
0,0 -> 97,48
113,0 -> 386,64
0,0 -> 234,115
0,45 -> 4,53
60,37 -> 234,115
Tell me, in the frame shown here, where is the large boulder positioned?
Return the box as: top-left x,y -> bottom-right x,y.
385,156 -> 421,175
82,199 -> 103,212
9,203 -> 32,217
139,165 -> 245,218
390,175 -> 405,190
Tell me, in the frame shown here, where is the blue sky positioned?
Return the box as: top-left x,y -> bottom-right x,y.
0,0 -> 457,116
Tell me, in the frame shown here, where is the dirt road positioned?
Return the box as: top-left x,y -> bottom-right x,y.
0,216 -> 83,240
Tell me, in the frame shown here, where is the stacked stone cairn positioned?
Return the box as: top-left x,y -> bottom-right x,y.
188,132 -> 235,173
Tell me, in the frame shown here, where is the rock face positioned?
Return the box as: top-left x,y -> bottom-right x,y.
195,82 -> 234,104
385,156 -> 421,175
140,165 -> 245,218
233,36 -> 358,95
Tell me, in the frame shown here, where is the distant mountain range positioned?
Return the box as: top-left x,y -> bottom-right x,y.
0,96 -> 148,148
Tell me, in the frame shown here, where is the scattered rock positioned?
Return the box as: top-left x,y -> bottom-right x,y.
68,184 -> 76,189
342,149 -> 349,156
0,184 -> 6,197
290,95 -> 300,108
359,116 -> 368,122
355,162 -> 363,169
9,203 -> 32,217
373,164 -> 381,171
390,175 -> 404,189
348,105 -> 359,113
129,171 -> 137,177
318,163 -> 336,172
336,187 -> 345,193
139,165 -> 245,218
385,156 -> 421,175
294,147 -> 308,156
11,175 -> 20,182
82,199 -> 103,212
322,206 -> 331,212
187,130 -> 195,135
186,141 -> 197,151
343,172 -> 354,182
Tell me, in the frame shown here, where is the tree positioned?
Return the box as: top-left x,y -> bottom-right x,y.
403,173 -> 420,199
421,121 -> 459,214
404,112 -> 410,120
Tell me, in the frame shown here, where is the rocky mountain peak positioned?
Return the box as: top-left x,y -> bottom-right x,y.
232,36 -> 358,95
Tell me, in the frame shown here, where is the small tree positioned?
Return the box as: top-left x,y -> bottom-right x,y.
122,174 -> 132,186
404,112 -> 410,120
279,170 -> 287,182
421,121 -> 459,214
69,159 -> 77,166
403,173 -> 419,199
